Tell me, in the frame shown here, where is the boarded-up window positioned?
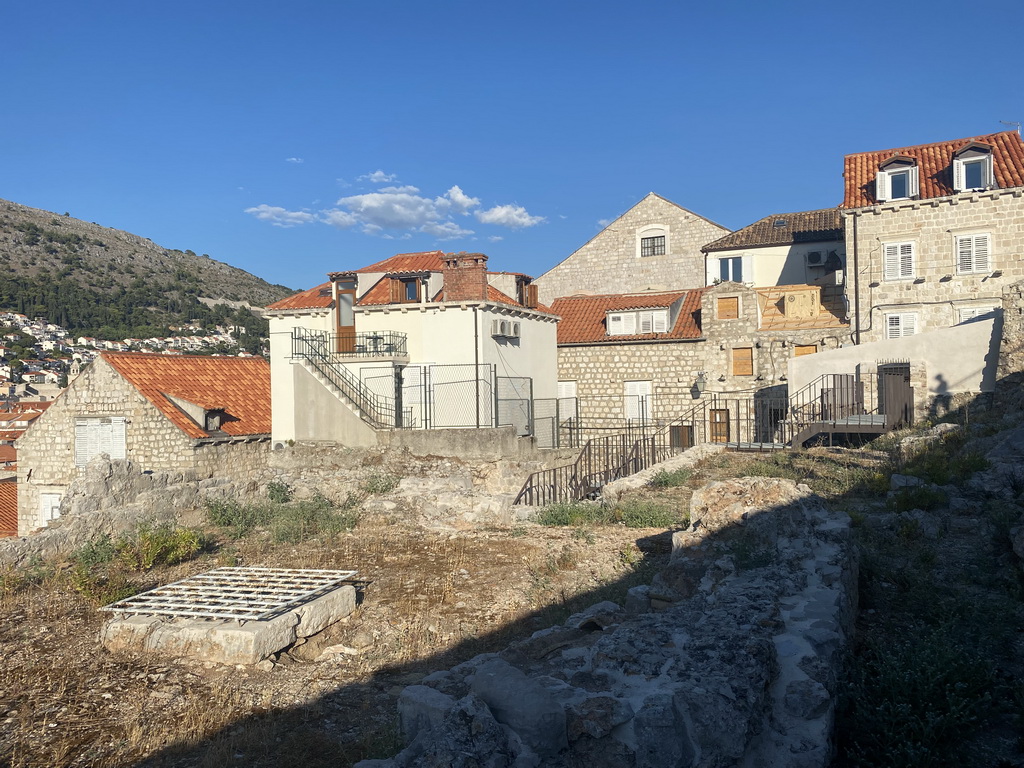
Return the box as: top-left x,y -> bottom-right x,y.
718,297 -> 739,319
794,344 -> 817,357
732,347 -> 753,376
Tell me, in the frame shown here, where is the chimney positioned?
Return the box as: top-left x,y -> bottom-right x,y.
442,252 -> 489,302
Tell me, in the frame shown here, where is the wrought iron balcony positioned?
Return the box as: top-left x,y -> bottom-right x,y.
331,330 -> 409,361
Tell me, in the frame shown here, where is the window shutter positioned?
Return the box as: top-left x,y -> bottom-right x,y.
639,311 -> 653,334
908,167 -> 920,197
620,313 -> 636,334
953,159 -> 965,192
390,278 -> 402,303
900,243 -> 914,278
718,297 -> 739,319
886,314 -> 902,339
876,171 -> 889,202
973,234 -> 990,271
557,381 -> 577,399
903,313 -> 917,336
653,310 -> 668,333
74,418 -> 90,467
608,314 -> 622,335
110,417 -> 127,460
732,348 -> 754,376
957,235 -> 974,272
884,244 -> 900,280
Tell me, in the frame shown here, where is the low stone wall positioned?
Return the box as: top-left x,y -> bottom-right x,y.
0,458 -> 256,568
600,442 -> 725,502
358,476 -> 856,768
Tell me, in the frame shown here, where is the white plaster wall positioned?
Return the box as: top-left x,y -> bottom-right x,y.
267,309 -> 333,443
705,241 -> 846,288
788,316 -> 999,398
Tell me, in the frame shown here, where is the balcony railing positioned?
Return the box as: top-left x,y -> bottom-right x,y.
331,331 -> 409,359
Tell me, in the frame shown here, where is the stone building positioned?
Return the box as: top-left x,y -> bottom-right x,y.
553,281 -> 847,433
840,130 -> 1024,344
16,353 -> 270,535
534,193 -> 729,305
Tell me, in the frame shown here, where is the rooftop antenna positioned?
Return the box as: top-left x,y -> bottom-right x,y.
999,120 -> 1021,136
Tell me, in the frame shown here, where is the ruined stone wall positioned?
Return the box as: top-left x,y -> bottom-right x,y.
845,190 -> 1024,344
997,278 -> 1024,404
535,194 -> 728,304
358,475 -> 857,768
193,439 -> 270,489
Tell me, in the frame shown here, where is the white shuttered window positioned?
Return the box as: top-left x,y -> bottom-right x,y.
885,313 -> 918,339
624,380 -> 652,422
955,233 -> 991,274
75,417 -> 127,467
883,242 -> 915,280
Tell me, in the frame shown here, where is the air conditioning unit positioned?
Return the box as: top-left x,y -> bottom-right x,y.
499,320 -> 511,337
806,251 -> 825,266
491,319 -> 503,337
508,322 -> 521,339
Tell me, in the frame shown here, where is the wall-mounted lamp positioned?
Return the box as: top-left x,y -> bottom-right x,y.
754,341 -> 762,348
913,277 -> 926,284
991,270 -> 1003,278
780,374 -> 788,382
694,371 -> 707,395
940,274 -> 953,282
718,374 -> 726,382
869,281 -> 880,288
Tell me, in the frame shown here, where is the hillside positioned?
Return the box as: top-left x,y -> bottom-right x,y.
0,199 -> 295,339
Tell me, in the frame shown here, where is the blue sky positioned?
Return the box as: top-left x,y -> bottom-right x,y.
4,0 -> 1022,293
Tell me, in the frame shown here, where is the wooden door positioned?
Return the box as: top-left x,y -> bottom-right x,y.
878,364 -> 913,429
335,279 -> 356,353
709,409 -> 730,443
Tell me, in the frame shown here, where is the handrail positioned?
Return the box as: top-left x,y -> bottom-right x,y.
513,402 -> 706,506
291,328 -> 395,428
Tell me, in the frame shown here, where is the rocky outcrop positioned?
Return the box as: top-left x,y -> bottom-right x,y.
358,477 -> 856,768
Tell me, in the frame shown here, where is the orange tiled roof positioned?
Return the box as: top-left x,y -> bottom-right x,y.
265,282 -> 333,311
553,290 -> 704,344
356,251 -> 446,274
0,481 -> 16,538
1,401 -> 52,413
0,445 -> 15,463
357,277 -> 553,313
101,352 -> 271,439
703,209 -> 842,252
842,130 -> 1024,208
756,284 -> 848,331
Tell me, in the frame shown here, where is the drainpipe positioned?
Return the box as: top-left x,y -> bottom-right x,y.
474,306 -> 480,428
852,212 -> 861,345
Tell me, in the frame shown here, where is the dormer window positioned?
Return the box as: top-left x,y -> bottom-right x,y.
205,410 -> 224,432
876,156 -> 919,202
953,143 -> 995,192
607,309 -> 668,336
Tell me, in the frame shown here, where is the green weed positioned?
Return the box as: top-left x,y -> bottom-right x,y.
363,472 -> 400,495
892,485 -> 947,513
534,500 -> 682,528
266,480 -> 292,504
649,467 -> 692,488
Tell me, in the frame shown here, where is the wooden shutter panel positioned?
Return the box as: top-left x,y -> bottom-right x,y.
732,347 -> 753,376
876,171 -> 889,201
390,278 -> 402,303
653,311 -> 668,333
525,284 -> 538,308
974,234 -> 990,271
718,297 -> 739,319
794,344 -> 817,356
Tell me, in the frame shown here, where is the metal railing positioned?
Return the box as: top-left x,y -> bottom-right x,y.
291,328 -> 396,428
513,401 -> 706,506
322,330 -> 408,359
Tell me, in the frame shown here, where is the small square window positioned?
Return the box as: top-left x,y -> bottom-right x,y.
717,296 -> 740,320
889,170 -> 910,199
732,347 -> 753,376
640,236 -> 665,257
955,233 -> 991,274
885,312 -> 918,339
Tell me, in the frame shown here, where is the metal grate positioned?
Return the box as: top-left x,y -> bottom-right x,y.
100,567 -> 358,622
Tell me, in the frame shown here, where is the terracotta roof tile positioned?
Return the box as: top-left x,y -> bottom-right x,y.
101,353 -> 271,439
703,209 -> 842,252
0,480 -> 16,538
842,130 -> 1024,208
356,251 -> 446,273
552,290 -> 704,344
265,282 -> 333,311
0,445 -> 15,463
756,284 -> 849,331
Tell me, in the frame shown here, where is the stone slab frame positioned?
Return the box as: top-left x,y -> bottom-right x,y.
535,193 -> 729,304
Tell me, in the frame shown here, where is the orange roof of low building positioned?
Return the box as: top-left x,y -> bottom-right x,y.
356,251 -> 446,274
0,445 -> 15,463
842,130 -> 1024,208
265,282 -> 333,311
756,284 -> 848,331
0,481 -> 16,538
101,353 -> 271,440
553,290 -> 704,344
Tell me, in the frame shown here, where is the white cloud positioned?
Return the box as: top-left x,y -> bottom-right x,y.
285,157 -> 304,164
358,170 -> 398,183
334,190 -> 443,231
320,209 -> 360,229
244,204 -> 316,228
421,220 -> 475,239
475,204 -> 545,229
445,185 -> 480,215
488,235 -> 504,242
378,185 -> 421,194
597,218 -> 612,228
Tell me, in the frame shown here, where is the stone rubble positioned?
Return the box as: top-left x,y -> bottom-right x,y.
357,476 -> 856,768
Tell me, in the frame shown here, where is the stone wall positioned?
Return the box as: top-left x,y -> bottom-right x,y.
845,189 -> 1024,344
997,279 -> 1024,403
558,282 -> 845,429
358,476 -> 856,768
535,194 -> 728,304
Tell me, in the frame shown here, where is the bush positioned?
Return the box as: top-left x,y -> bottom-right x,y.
266,480 -> 292,504
892,485 -> 947,512
206,494 -> 359,542
363,473 -> 400,495
205,498 -> 273,538
534,500 -> 682,529
649,468 -> 692,488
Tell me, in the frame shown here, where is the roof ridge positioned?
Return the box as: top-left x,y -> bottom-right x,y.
843,130 -> 1019,158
